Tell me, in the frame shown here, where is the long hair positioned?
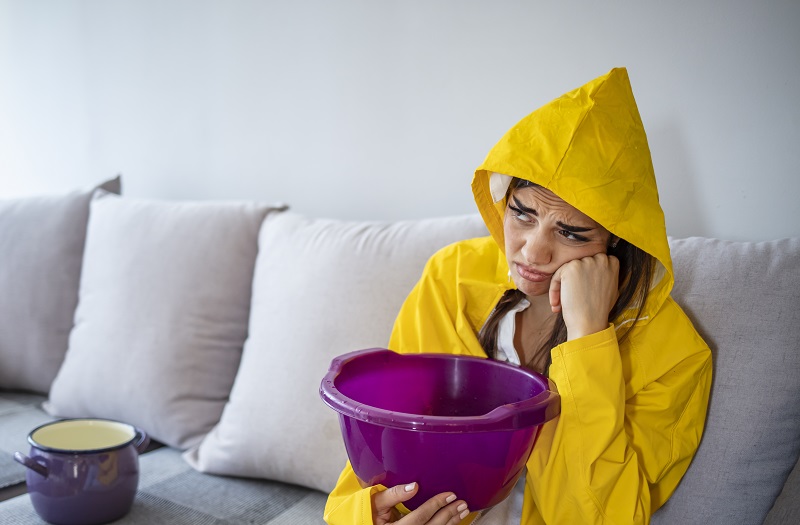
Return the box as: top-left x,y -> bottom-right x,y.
478,178 -> 655,374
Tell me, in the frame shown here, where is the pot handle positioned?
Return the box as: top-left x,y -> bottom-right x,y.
133,428 -> 150,454
13,452 -> 48,478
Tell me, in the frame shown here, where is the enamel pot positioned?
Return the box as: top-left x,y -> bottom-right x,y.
14,418 -> 149,525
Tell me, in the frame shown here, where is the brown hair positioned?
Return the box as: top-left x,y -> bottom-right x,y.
477,178 -> 655,374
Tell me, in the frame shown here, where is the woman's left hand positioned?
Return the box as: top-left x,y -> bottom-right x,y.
549,253 -> 619,340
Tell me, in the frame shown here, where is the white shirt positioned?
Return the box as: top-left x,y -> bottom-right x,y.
473,301 -> 531,524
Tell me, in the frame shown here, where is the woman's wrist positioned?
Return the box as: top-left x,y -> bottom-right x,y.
566,319 -> 611,341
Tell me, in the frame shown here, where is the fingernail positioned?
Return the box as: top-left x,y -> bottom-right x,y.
457,503 -> 468,512
445,494 -> 456,503
460,509 -> 470,519
404,483 -> 415,492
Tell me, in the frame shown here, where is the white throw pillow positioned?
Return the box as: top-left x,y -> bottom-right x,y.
0,177 -> 121,393
45,192 -> 283,449
184,211 -> 488,493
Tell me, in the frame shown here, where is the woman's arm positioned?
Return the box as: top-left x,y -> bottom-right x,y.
526,300 -> 712,524
324,461 -> 380,523
388,239 -> 506,359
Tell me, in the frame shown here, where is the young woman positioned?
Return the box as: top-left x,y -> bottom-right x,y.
324,67 -> 713,525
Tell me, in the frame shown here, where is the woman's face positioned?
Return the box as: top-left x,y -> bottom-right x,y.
504,185 -> 613,298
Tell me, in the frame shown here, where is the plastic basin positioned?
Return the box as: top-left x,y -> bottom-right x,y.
319,348 -> 560,511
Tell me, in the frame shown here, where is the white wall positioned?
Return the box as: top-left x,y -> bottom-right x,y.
1,0 -> 798,241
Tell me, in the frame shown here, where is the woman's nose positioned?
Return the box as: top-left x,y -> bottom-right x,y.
521,230 -> 552,265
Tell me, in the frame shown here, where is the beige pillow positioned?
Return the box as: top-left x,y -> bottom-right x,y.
184,211 -> 488,493
45,192 -> 283,449
0,177 -> 121,393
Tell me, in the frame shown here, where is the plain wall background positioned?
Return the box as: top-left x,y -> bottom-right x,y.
1,0 -> 798,241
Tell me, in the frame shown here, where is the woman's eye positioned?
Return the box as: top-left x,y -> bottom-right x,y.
508,205 -> 531,222
559,230 -> 589,242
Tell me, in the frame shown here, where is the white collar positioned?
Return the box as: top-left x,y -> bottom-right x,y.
494,297 -> 530,366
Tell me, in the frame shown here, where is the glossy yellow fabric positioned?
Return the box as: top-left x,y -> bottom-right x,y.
324,68 -> 712,524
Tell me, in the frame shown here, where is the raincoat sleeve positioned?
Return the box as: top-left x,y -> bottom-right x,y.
323,461 -> 383,523
525,297 -> 713,525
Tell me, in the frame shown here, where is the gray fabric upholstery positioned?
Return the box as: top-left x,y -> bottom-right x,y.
0,178 -> 120,393
44,193 -> 281,449
763,455 -> 800,524
2,206 -> 798,524
1,447 -> 327,524
0,392 -> 56,489
186,212 -> 489,493
652,237 -> 800,525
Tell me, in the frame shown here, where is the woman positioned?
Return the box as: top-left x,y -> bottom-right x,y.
324,67 -> 713,524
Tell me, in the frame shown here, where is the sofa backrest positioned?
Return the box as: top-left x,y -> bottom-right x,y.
652,237 -> 800,525
7,184 -> 797,523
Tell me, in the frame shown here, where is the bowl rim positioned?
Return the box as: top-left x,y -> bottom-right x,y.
27,418 -> 142,454
319,348 -> 560,433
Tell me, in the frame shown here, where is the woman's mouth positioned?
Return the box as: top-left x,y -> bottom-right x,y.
515,263 -> 552,283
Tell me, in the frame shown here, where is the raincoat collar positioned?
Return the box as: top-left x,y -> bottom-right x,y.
472,67 -> 673,326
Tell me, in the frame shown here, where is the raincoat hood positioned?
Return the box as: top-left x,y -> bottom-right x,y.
472,67 -> 673,322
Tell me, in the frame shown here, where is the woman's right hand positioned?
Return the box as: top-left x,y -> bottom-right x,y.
372,482 -> 470,524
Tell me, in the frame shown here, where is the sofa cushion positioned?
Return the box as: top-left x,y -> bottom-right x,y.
184,211 -> 488,493
44,193 -> 282,449
651,237 -> 800,525
0,178 -> 120,393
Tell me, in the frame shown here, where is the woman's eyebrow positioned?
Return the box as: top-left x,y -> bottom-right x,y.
512,197 -> 595,232
556,221 -> 594,233
510,196 -> 537,215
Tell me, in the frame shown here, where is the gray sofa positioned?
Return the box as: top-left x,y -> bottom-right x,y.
1,180 -> 798,524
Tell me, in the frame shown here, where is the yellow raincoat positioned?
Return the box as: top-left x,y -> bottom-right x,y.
324,68 -> 712,524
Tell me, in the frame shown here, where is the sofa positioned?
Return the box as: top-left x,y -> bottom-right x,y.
0,178 -> 798,525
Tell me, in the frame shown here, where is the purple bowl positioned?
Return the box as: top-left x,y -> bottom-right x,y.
320,348 -> 560,511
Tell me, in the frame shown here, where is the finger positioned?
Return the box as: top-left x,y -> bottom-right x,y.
444,503 -> 471,525
598,252 -> 619,271
373,482 -> 419,515
397,492 -> 468,524
549,266 -> 563,312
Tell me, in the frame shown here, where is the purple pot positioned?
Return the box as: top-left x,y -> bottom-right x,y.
14,418 -> 149,525
320,348 -> 560,511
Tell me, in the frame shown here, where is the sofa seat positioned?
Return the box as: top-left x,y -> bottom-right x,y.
0,391 -> 58,490
0,389 -> 328,523
0,442 -> 328,524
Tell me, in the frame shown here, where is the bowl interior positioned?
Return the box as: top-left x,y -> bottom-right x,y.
335,352 -> 545,417
30,419 -> 136,452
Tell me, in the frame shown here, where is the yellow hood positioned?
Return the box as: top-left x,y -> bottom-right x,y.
472,67 -> 673,320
